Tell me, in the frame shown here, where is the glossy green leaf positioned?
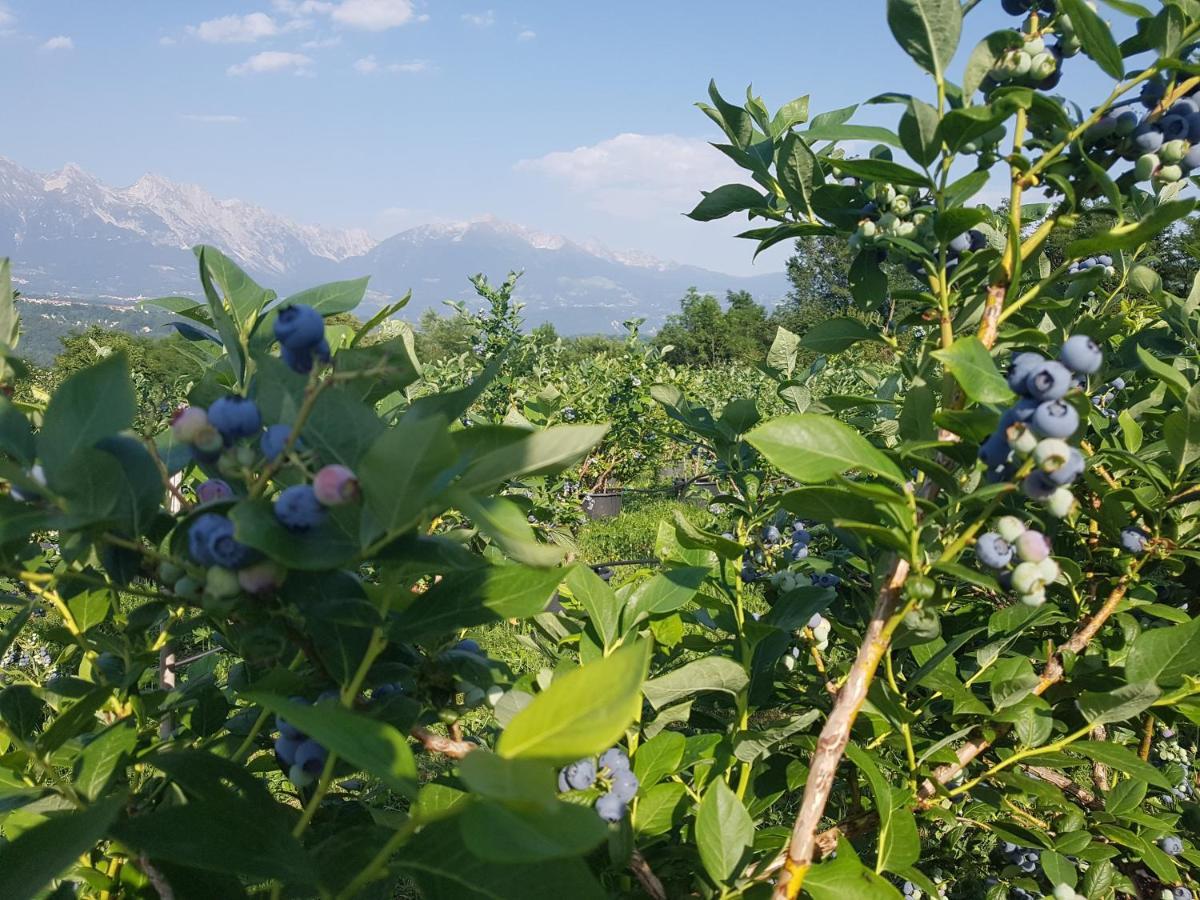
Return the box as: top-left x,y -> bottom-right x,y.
747,414 -> 905,485
696,778 -> 753,885
932,336 -> 1015,404
0,796 -> 125,900
886,0 -> 962,81
642,656 -> 749,710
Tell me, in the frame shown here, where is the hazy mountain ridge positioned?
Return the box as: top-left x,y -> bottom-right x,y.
0,157 -> 788,332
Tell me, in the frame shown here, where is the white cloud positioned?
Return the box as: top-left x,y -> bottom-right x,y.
354,54 -> 427,74
0,6 -> 15,29
517,29 -> 536,41
227,50 -> 313,76
41,35 -> 74,51
192,12 -> 278,43
516,133 -> 738,220
301,35 -> 341,48
180,113 -> 246,124
331,0 -> 415,30
159,36 -> 177,46
461,10 -> 494,27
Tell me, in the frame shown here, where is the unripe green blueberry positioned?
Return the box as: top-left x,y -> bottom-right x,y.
235,446 -> 257,468
878,212 -> 898,231
1032,52 -> 1057,80
891,195 -> 911,216
1135,153 -> 1160,180
1035,557 -> 1061,584
904,574 -> 938,603
1161,139 -> 1188,164
859,220 -> 878,239
1045,487 -> 1077,519
158,560 -> 184,585
1020,588 -> 1047,607
1006,423 -> 1038,456
173,575 -> 202,599
193,425 -> 224,455
205,565 -> 242,599
217,450 -> 243,479
1025,36 -> 1045,55
1157,163 -> 1184,183
1012,51 -> 1032,77
1011,561 -> 1044,595
1034,438 -> 1072,471
996,516 -> 1027,543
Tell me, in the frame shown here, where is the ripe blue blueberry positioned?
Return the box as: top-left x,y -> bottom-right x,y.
188,513 -> 234,566
948,231 -> 972,254
595,792 -> 626,822
1161,114 -> 1190,141
274,304 -> 325,351
1174,887 -> 1194,900
763,525 -> 781,544
1109,376 -> 1126,391
294,738 -> 328,776
1031,400 -> 1080,439
274,484 -> 327,532
282,337 -> 332,375
454,639 -> 483,656
792,525 -> 811,544
814,573 -> 841,588
275,734 -> 302,765
261,424 -> 294,462
791,544 -> 809,561
740,564 -> 758,582
195,479 -> 233,504
1120,527 -> 1148,554
564,758 -> 597,790
599,747 -> 631,773
1160,835 -> 1184,856
1024,361 -> 1072,401
1046,447 -> 1085,486
976,533 -> 1013,570
1059,334 -> 1103,375
207,396 -> 263,445
1022,470 -> 1058,501
979,432 -> 1011,468
610,769 -> 639,802
1007,352 -> 1045,395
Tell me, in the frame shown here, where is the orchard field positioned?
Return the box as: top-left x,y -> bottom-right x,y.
4,1 -> 1200,898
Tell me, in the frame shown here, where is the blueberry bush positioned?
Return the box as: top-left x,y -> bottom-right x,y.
4,2 -> 1200,899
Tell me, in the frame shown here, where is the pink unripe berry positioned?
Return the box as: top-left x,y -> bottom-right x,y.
171,407 -> 209,443
237,560 -> 286,594
313,464 -> 360,506
1015,530 -> 1051,563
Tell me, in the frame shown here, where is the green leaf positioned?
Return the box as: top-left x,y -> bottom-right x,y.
1126,616 -> 1200,687
801,318 -> 884,354
848,248 -> 889,311
278,277 -> 369,316
0,796 -> 125,900
394,564 -> 564,638
804,839 -> 903,898
1072,741 -> 1172,789
696,778 -> 754,885
632,730 -> 686,787
459,798 -> 607,863
111,796 -> 316,883
932,336 -> 1015,404
0,394 -> 35,464
1165,383 -> 1200,472
1105,778 -> 1147,817
74,720 -> 138,801
1059,0 -> 1126,79
886,0 -> 962,81
1067,200 -> 1196,257
844,744 -> 919,873
229,499 -> 359,571
963,31 -> 1025,97
455,493 -> 563,567
747,413 -> 905,485
642,656 -> 749,710
37,353 -> 135,483
497,640 -> 649,762
633,782 -> 687,836
1077,680 -> 1161,726
458,751 -> 557,810
805,123 -> 903,148
1136,344 -> 1191,400
624,567 -> 708,627
834,158 -> 931,188
686,184 -> 766,221
990,656 -> 1040,711
243,693 -> 418,797
563,566 -> 622,651
777,132 -> 820,213
359,413 -> 456,538
195,244 -> 274,326
454,424 -> 608,494
0,685 -> 44,740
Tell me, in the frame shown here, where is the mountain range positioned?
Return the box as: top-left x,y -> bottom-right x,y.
0,156 -> 790,332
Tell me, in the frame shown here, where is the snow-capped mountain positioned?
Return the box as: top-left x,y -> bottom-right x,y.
0,157 -> 788,332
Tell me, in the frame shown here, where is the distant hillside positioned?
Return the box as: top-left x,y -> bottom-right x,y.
1,157 -> 788,333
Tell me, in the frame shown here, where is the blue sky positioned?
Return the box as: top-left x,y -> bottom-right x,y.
1,1 -> 1119,276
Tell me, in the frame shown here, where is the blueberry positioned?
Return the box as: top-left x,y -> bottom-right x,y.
1133,127 -> 1164,153
208,523 -> 256,569
195,479 -> 233,504
791,544 -> 809,561
1120,527 -> 1148,554
274,304 -> 325,351
565,759 -> 597,790
595,792 -> 625,822
1174,887 -> 1194,900
1025,361 -> 1073,401
1000,399 -> 1039,430
1160,835 -> 1184,856
207,396 -> 263,445
815,573 -> 841,588
188,513 -> 232,566
1161,114 -> 1190,142
261,424 -> 294,462
1022,470 -> 1058,500
976,532 -> 1014,569
741,564 -> 758,582
763,525 -> 781,544
170,406 -> 210,443
610,769 -> 639,802
1007,352 -> 1046,395
979,431 -> 1012,467
313,464 -> 360,506
273,484 -> 327,532
1046,447 -> 1085,486
792,527 -> 812,544
454,639 -> 483,656
599,747 -> 630,773
1109,376 -> 1126,390
1141,79 -> 1166,109
282,337 -> 332,375
1001,0 -> 1030,13
1031,400 -> 1080,439
948,232 -> 972,254
557,769 -> 570,792
1060,334 -> 1103,375
1015,530 -> 1051,563
275,734 -> 302,766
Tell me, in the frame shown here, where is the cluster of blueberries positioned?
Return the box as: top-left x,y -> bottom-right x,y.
275,304 -> 331,374
1121,525 -> 1150,555
989,1 -> 1078,92
979,335 -> 1102,517
0,642 -> 51,670
1000,842 -> 1041,875
274,694 -> 334,788
1067,254 -> 1115,279
558,746 -> 639,822
976,517 -> 1060,607
1090,376 -> 1125,420
1084,84 -> 1200,187
781,613 -> 832,670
